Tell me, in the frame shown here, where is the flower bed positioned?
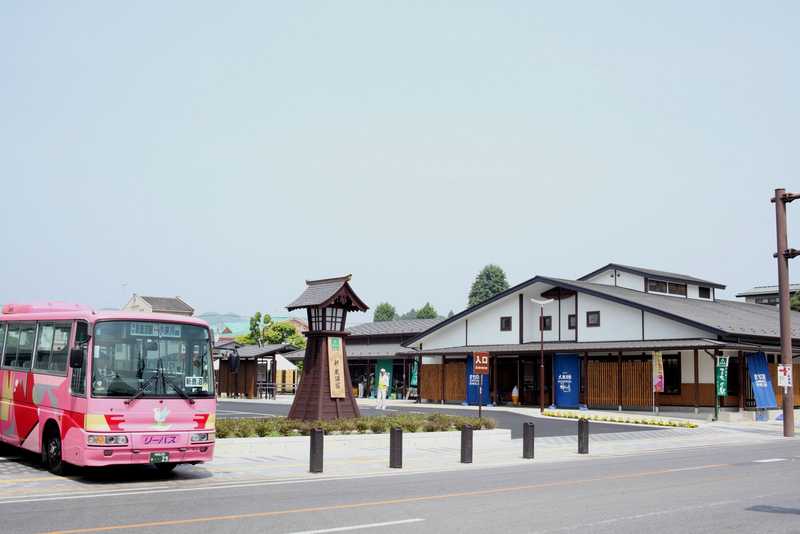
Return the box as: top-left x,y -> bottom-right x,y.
542,409 -> 698,429
215,413 -> 497,438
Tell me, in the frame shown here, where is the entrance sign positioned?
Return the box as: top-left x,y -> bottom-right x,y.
746,352 -> 777,409
474,352 -> 490,375
327,337 -> 346,399
777,364 -> 793,388
652,351 -> 664,393
715,355 -> 729,397
554,354 -> 580,408
466,354 -> 490,406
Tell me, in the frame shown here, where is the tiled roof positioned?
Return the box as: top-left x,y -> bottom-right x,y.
286,275 -> 368,311
216,343 -> 298,359
579,263 -> 725,289
736,284 -> 800,297
140,296 -> 194,314
545,277 -> 800,337
404,275 -> 800,348
348,319 -> 443,337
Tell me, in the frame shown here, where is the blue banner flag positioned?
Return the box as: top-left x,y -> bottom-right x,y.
746,352 -> 777,409
554,353 -> 581,408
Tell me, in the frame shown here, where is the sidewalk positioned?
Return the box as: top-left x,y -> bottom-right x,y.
209,417 -> 798,482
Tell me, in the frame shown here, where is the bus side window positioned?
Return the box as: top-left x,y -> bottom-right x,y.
0,323 -> 6,365
3,324 -> 19,367
70,321 -> 88,395
16,323 -> 36,369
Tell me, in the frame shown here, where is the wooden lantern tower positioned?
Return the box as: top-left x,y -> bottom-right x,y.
286,275 -> 368,420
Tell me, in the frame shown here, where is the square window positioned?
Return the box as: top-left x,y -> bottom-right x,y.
500,316 -> 512,332
647,279 -> 668,293
586,311 -> 600,327
668,282 -> 687,296
568,314 -> 576,330
698,286 -> 711,299
540,316 -> 552,331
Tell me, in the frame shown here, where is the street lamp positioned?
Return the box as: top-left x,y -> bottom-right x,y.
530,297 -> 554,413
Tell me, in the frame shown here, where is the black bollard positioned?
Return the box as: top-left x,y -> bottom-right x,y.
461,425 -> 473,464
310,428 -> 324,473
389,427 -> 403,468
578,418 -> 589,454
523,422 -> 535,459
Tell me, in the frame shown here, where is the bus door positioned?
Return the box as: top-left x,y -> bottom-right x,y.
0,322 -> 37,445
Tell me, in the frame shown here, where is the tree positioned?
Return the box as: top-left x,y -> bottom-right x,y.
791,291 -> 800,312
374,302 -> 398,322
468,264 -> 510,307
399,308 -> 418,320
249,312 -> 262,345
263,323 -> 297,344
447,310 -> 454,318
416,302 -> 438,319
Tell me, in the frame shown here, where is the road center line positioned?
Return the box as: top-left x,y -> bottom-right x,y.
284,518 -> 424,534
40,463 -> 730,534
753,458 -> 787,463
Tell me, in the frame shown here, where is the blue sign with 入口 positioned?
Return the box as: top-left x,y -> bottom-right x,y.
746,352 -> 777,409
554,353 -> 581,408
465,354 -> 490,406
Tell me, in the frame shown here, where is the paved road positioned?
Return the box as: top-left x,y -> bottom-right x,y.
2,439 -> 799,533
217,400 -> 658,438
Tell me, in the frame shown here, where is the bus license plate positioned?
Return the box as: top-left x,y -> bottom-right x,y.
150,452 -> 170,464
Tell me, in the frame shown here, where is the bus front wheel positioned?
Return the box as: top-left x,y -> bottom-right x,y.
42,429 -> 66,475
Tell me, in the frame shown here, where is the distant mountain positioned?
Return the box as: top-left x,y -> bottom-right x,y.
196,312 -> 248,324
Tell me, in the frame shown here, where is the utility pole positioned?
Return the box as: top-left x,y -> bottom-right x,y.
772,188 -> 798,438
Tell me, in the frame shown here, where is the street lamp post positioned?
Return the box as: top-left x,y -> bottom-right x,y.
772,188 -> 799,438
530,298 -> 554,413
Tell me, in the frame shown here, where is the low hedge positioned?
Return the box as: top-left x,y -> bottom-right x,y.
542,409 -> 698,429
215,413 -> 497,438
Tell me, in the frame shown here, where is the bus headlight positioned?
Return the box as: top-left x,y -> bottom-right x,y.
190,433 -> 210,443
87,434 -> 129,446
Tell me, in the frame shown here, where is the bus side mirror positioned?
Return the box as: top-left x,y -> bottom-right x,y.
69,348 -> 84,369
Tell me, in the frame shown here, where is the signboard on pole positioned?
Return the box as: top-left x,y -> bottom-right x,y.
777,364 -> 793,388
327,337 -> 346,398
716,356 -> 729,397
474,352 -> 490,375
652,351 -> 664,393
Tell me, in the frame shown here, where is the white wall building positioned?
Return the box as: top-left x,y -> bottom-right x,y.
401,263 -> 800,412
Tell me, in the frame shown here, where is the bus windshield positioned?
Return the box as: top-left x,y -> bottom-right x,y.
91,321 -> 214,398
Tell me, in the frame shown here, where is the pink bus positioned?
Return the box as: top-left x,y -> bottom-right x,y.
0,303 -> 216,474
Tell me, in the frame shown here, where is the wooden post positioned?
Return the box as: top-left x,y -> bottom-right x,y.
617,351 -> 623,411
582,352 -> 588,406
516,357 -> 521,405
419,353 -> 424,401
440,357 -> 446,404
693,349 -> 699,413
492,354 -> 498,405
738,350 -> 745,411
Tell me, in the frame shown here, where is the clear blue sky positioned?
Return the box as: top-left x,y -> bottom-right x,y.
1,1 -> 798,320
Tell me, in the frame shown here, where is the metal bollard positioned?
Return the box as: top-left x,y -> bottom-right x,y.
578,418 -> 589,454
461,425 -> 473,464
522,422 -> 535,459
310,428 -> 324,473
389,427 -> 403,468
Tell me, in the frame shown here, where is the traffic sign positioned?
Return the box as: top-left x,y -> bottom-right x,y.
777,364 -> 793,388
474,352 -> 490,375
